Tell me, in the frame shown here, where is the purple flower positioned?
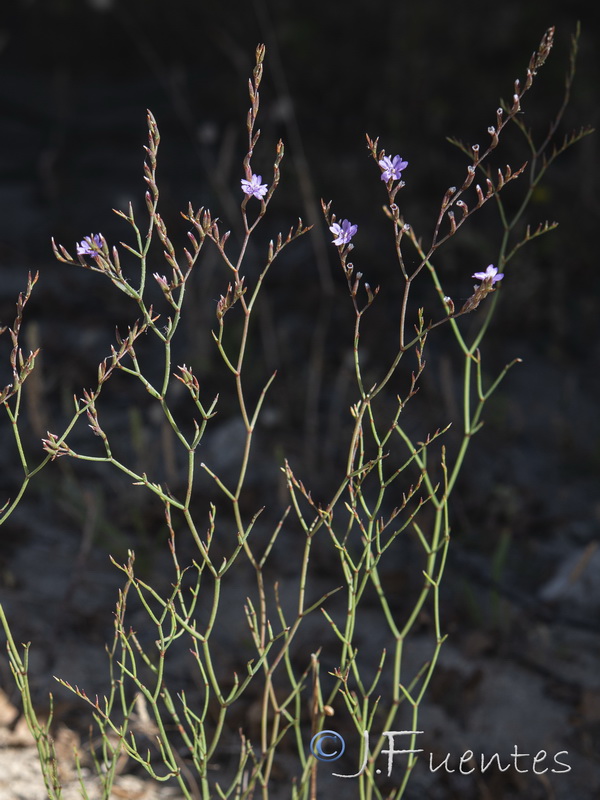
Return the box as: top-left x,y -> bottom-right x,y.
329,219 -> 358,246
378,155 -> 408,182
241,174 -> 268,200
472,264 -> 504,284
76,233 -> 103,258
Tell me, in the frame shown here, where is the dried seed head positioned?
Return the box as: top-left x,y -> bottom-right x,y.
533,27 -> 554,72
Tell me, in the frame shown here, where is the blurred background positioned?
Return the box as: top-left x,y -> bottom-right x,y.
0,1 -> 599,798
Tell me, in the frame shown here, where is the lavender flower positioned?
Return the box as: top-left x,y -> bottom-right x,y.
379,155 -> 408,182
241,174 -> 268,200
472,264 -> 504,284
76,233 -> 104,258
329,219 -> 358,246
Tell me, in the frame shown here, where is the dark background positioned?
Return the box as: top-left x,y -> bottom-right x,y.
0,1 -> 599,798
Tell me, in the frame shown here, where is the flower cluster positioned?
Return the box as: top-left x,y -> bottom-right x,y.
460,265 -> 504,314
379,154 -> 408,182
76,233 -> 104,258
472,264 -> 504,285
329,219 -> 358,246
241,174 -> 268,200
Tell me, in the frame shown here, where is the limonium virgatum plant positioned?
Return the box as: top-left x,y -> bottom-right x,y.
0,26 -> 591,800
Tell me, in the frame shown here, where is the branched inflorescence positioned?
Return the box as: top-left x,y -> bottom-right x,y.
0,27 -> 592,800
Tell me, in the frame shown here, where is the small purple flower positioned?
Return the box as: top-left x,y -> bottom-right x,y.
379,155 -> 408,182
241,174 -> 268,200
472,264 -> 504,284
329,219 -> 358,246
76,233 -> 103,258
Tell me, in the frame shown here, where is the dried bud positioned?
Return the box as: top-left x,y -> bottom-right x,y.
461,166 -> 476,191
441,186 -> 457,210
153,273 -> 170,291
365,283 -> 379,304
175,364 -> 200,400
533,27 -> 554,72
216,286 -> 231,320
42,432 -> 72,459
460,284 -> 488,314
447,210 -> 457,234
